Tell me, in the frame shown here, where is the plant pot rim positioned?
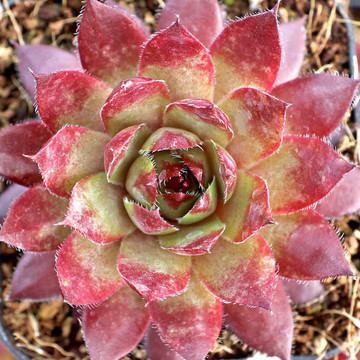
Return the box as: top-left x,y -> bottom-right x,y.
0,2 -> 357,359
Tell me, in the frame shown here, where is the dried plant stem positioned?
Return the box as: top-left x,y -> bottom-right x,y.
2,0 -> 24,45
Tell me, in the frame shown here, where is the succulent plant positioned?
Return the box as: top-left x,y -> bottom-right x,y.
0,0 -> 359,359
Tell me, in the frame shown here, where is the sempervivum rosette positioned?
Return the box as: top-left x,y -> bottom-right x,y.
0,0 -> 359,359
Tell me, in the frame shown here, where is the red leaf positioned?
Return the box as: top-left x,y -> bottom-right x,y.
316,167 -> 360,218
32,126 -> 110,198
62,173 -> 135,245
35,71 -> 111,133
0,121 -> 52,186
218,87 -> 288,169
261,210 -> 353,280
210,8 -> 281,101
281,278 -> 325,304
139,21 -> 215,101
118,230 -> 190,302
193,235 -> 277,308
15,43 -> 81,99
251,136 -> 355,214
10,251 -> 61,301
145,327 -> 184,360
83,285 -> 150,360
276,17 -> 306,85
271,74 -> 360,137
56,232 -> 124,306
0,185 -> 70,252
78,0 -> 148,86
224,280 -> 293,360
149,274 -> 222,360
157,0 -> 224,47
216,171 -> 273,243
0,184 -> 27,221
163,99 -> 233,147
101,77 -> 171,136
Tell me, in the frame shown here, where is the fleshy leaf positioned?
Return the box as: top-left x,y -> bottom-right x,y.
316,167 -> 360,218
224,280 -> 293,360
218,87 -> 288,169
15,44 -> 81,99
123,199 -> 178,235
276,17 -> 306,85
271,74 -> 360,137
125,155 -> 158,208
152,151 -> 184,182
149,274 -> 222,360
163,99 -> 233,147
101,77 -> 171,136
0,121 -> 52,186
281,278 -> 325,304
178,178 -> 217,225
10,251 -> 61,301
216,171 -> 273,243
83,285 -> 150,360
204,140 -> 237,203
251,136 -> 355,214
0,184 -> 27,221
210,8 -> 281,101
145,327 -> 184,360
57,232 -> 124,306
118,230 -> 190,302
261,210 -> 353,280
0,184 -> 70,252
32,126 -> 110,198
139,21 -> 215,101
157,0 -> 224,47
157,192 -> 197,221
35,71 -> 111,133
159,214 -> 225,256
141,127 -> 201,152
104,124 -> 150,185
78,0 -> 149,86
193,235 -> 276,308
62,173 -> 135,245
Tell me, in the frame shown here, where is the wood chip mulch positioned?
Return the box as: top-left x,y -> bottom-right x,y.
0,0 -> 359,359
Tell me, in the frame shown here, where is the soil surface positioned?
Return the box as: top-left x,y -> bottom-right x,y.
0,0 -> 359,359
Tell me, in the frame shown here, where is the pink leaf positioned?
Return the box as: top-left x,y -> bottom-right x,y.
62,173 -> 135,245
261,210 -> 353,280
32,126 -> 110,198
35,71 -> 111,133
78,0 -> 148,87
83,285 -> 150,360
10,251 -> 61,301
0,184 -> 70,252
56,231 -> 124,306
145,326 -> 184,360
104,124 -> 150,185
316,167 -> 360,218
101,77 -> 171,136
15,43 -> 81,99
139,21 -> 215,101
149,274 -> 222,360
224,279 -> 293,360
276,17 -> 306,85
118,230 -> 190,302
0,121 -> 52,186
271,74 -> 360,137
163,99 -> 233,147
218,87 -> 288,169
210,8 -> 281,101
193,235 -> 277,308
281,278 -> 325,304
216,171 -> 273,243
157,0 -> 224,47
0,184 -> 27,221
251,136 -> 355,214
